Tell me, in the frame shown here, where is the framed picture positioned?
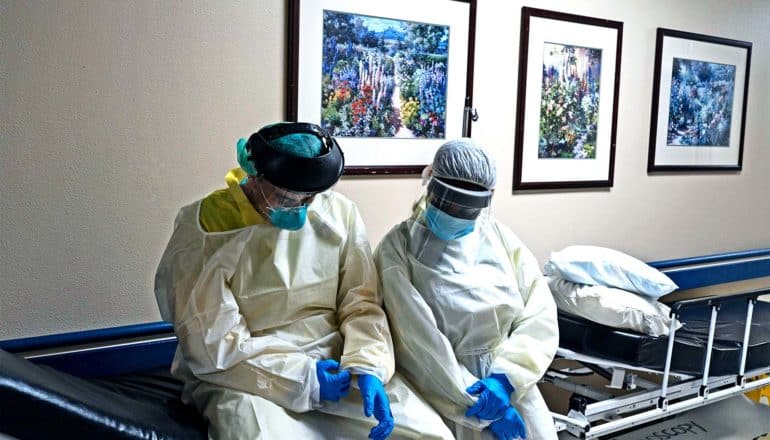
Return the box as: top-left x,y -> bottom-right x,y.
287,0 -> 477,175
648,28 -> 752,172
513,7 -> 622,191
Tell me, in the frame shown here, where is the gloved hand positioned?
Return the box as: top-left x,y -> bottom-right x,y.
465,373 -> 514,420
358,374 -> 394,440
316,359 -> 351,402
488,406 -> 527,440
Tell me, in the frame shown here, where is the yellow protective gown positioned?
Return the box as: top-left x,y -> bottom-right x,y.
154,170 -> 453,439
374,202 -> 559,440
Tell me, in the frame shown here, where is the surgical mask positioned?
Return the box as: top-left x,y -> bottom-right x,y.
267,205 -> 307,230
424,203 -> 475,241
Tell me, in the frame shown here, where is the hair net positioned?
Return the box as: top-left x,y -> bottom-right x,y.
430,138 -> 497,190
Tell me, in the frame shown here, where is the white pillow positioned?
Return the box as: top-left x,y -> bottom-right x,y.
547,277 -> 679,337
544,245 -> 678,299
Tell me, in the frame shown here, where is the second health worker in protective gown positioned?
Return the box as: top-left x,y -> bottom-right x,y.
374,138 -> 559,440
155,122 -> 453,440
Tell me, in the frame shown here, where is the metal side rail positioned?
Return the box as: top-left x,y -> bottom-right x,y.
554,368 -> 770,439
583,367 -> 770,422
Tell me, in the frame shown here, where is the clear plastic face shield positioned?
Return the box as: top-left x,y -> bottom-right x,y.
251,176 -> 318,231
423,177 -> 493,241
257,177 -> 316,210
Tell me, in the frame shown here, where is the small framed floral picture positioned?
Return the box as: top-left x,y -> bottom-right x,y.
513,7 -> 623,190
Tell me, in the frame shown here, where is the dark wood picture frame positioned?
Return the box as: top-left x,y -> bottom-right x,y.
647,28 -> 752,172
287,0 -> 478,175
513,7 -> 622,191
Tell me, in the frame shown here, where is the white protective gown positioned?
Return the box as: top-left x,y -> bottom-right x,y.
374,204 -> 559,440
155,190 -> 453,439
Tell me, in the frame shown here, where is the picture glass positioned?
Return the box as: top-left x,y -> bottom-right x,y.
666,58 -> 736,147
539,42 -> 602,160
321,11 -> 449,139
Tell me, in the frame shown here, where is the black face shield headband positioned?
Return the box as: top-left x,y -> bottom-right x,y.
246,123 -> 345,193
427,177 -> 493,220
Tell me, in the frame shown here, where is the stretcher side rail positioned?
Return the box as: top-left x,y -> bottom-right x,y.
662,287 -> 767,402
668,288 -> 766,314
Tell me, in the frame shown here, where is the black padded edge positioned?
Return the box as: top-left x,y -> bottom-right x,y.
557,300 -> 770,376
0,349 -> 206,439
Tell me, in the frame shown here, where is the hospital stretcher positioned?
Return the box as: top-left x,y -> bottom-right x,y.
547,288 -> 770,439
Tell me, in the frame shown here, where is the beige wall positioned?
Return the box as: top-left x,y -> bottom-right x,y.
2,0 -> 769,339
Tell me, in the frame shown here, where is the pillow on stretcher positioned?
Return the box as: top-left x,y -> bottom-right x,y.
547,276 -> 680,337
544,245 -> 678,300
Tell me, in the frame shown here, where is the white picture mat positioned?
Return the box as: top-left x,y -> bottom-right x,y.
653,35 -> 748,166
520,16 -> 618,183
296,0 -> 470,167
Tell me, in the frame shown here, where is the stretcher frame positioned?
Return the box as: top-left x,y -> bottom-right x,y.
547,288 -> 770,439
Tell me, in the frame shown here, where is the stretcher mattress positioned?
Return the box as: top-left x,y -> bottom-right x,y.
558,300 -> 770,376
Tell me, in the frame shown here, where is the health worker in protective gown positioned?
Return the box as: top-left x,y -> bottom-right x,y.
374,138 -> 559,440
154,122 -> 453,440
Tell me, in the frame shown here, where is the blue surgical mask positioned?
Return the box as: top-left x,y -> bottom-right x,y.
255,179 -> 310,231
424,204 -> 475,241
267,205 -> 307,231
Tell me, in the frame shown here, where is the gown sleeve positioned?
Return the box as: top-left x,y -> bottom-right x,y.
489,221 -> 559,402
336,202 -> 395,383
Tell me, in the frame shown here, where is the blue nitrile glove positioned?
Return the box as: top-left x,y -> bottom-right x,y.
489,406 -> 527,440
358,374 -> 394,440
316,359 -> 351,402
465,373 -> 515,420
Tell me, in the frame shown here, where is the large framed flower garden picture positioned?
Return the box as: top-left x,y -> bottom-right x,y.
287,0 -> 477,175
513,7 -> 623,190
647,28 -> 751,172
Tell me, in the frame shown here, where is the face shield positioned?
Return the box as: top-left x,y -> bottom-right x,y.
254,176 -> 316,231
258,177 -> 316,209
423,177 -> 492,241
427,177 -> 492,219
